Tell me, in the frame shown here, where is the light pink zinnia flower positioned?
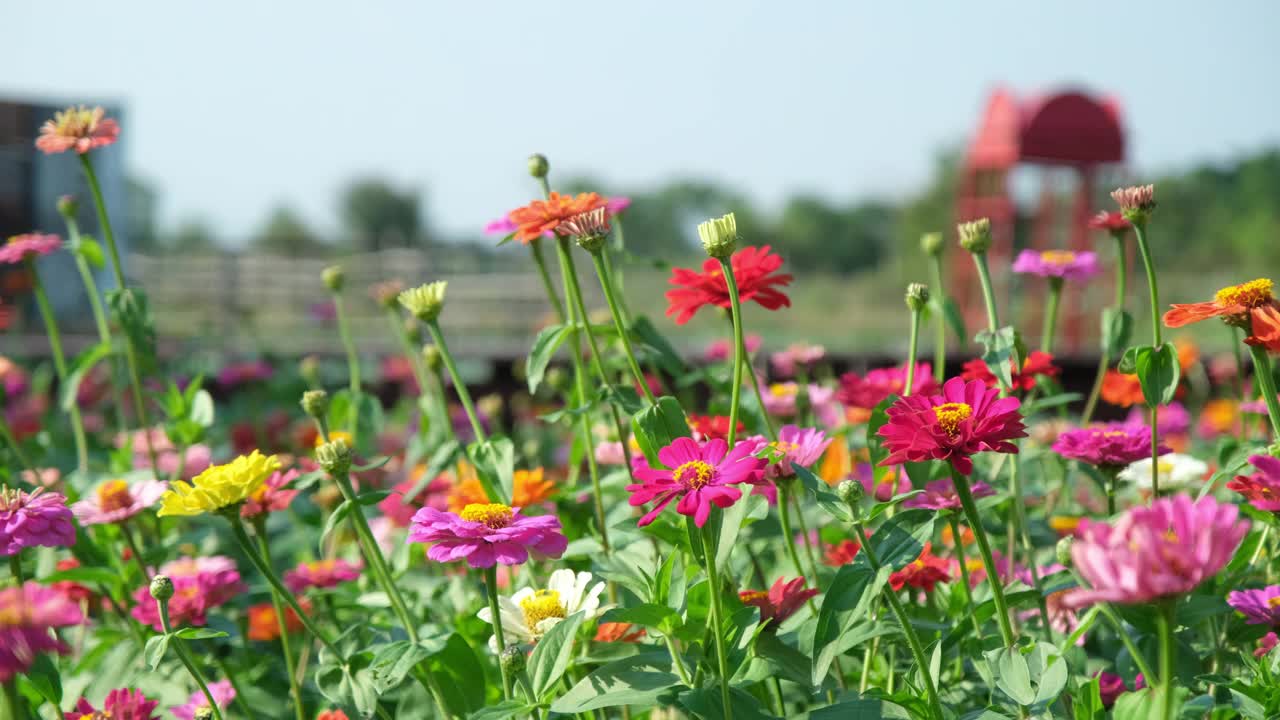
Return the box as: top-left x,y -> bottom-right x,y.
0,233 -> 62,265
171,680 -> 235,720
71,478 -> 167,526
703,334 -> 762,363
904,477 -> 995,511
0,582 -> 85,682
130,556 -> 244,631
284,558 -> 363,593
1011,249 -> 1101,282
0,486 -> 76,555
877,377 -> 1026,476
408,504 -> 567,568
1111,184 -> 1156,214
64,688 -> 161,720
770,344 -> 826,378
1063,495 -> 1248,609
627,437 -> 767,528
35,106 -> 120,154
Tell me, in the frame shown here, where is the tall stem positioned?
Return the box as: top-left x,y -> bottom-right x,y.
253,528 -> 307,720
157,596 -> 225,720
972,253 -> 1001,334
929,255 -> 947,384
1131,223 -> 1162,347
1084,234 -> 1129,423
65,215 -> 128,434
948,516 -> 979,637
790,488 -> 820,578
1248,346 -> 1280,440
332,294 -> 363,445
1155,601 -> 1177,720
775,484 -> 808,579
589,251 -> 655,404
386,311 -> 430,399
0,409 -> 33,476
700,523 -> 734,720
1041,278 -> 1063,354
529,239 -> 567,322
720,258 -> 746,448
28,262 -> 88,475
905,308 -> 922,392
484,565 -> 513,699
950,467 -> 1017,648
426,321 -> 488,445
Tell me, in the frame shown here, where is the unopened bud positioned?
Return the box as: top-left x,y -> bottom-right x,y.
697,213 -> 738,259
315,438 -> 352,476
1055,536 -> 1074,567
957,218 -> 992,254
150,575 -> 174,602
398,282 -> 447,322
905,283 -> 930,312
421,345 -> 442,372
370,279 -> 405,309
56,195 -> 79,218
500,645 -> 526,674
556,208 -> 610,253
1110,184 -> 1156,225
836,479 -> 863,506
920,232 -> 944,257
527,154 -> 550,179
300,390 -> 329,419
322,265 -> 345,293
299,355 -> 320,386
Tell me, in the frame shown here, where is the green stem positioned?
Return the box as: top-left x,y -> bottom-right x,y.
28,261 -> 89,476
1080,358 -> 1109,427
427,320 -> 487,444
1083,233 -> 1131,423
157,597 -> 225,720
1131,222 -> 1162,347
700,523 -> 734,720
332,294 -> 362,446
1106,467 -> 1119,516
1248,345 -> 1280,440
744,356 -> 777,440
8,554 -> 23,585
929,255 -> 947,384
776,484 -> 808,578
484,565 -> 513,699
1230,327 -> 1246,403
1041,278 -> 1063,354
530,239 -> 568,322
905,308 -> 922,394
948,516 -> 979,637
790,487 -> 820,579
1150,405 -> 1161,498
65,215 -> 128,434
664,634 -> 693,686
589,251 -> 655,404
851,523 -> 944,720
120,521 -> 152,582
386,311 -> 431,399
972,252 -> 1002,333
720,258 -> 747,448
1155,601 -> 1177,720
3,680 -> 31,720
253,529 -> 307,720
950,467 -> 1017,647
0,419 -> 32,477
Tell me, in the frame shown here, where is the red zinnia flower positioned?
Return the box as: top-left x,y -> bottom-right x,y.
1164,278 -> 1280,352
739,577 -> 819,627
687,414 -> 744,441
823,539 -> 860,566
877,377 -> 1026,476
960,351 -> 1060,392
1087,211 -> 1130,234
1101,371 -> 1145,408
888,543 -> 950,592
507,192 -> 607,245
665,246 -> 792,325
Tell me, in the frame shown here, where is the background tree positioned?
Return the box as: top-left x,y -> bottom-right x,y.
339,178 -> 424,252
252,205 -> 328,256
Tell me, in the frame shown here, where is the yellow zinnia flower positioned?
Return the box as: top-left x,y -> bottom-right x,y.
158,451 -> 281,517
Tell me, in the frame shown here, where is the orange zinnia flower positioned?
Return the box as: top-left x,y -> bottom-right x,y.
817,439 -> 851,486
447,468 -> 555,512
507,192 -> 607,244
1101,370 -> 1145,408
247,598 -> 309,641
595,622 -> 646,642
1164,278 -> 1280,351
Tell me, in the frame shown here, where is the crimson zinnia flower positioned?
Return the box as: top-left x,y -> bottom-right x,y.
739,577 -> 818,627
506,192 -> 607,244
1088,211 -> 1130,234
1164,278 -> 1280,351
1228,454 -> 1280,513
665,246 -> 792,325
837,363 -> 938,410
877,377 -> 1026,475
823,539 -> 860,566
64,688 -> 161,720
1051,422 -> 1168,469
889,543 -> 950,592
687,414 -> 744,442
960,351 -> 1059,392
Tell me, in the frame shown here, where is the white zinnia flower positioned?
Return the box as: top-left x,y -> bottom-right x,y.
1118,453 -> 1208,491
477,569 -> 606,651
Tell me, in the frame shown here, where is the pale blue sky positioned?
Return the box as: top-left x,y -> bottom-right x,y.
3,1 -> 1277,242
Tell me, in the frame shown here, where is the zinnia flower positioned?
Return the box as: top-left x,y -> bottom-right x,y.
626,437 -> 767,528
408,503 -> 567,568
157,451 -> 282,516
665,246 -> 792,325
1227,585 -> 1280,626
595,622 -> 646,643
823,539 -> 860,566
71,478 -> 167,526
771,344 -> 826,378
130,556 -> 245,631
1256,632 -> 1279,658
0,486 -> 75,555
739,577 -> 818,627
889,543 -> 950,592
1088,211 -> 1130,234
1096,672 -> 1144,708
761,425 -> 832,480
855,463 -> 911,501
960,351 -> 1060,392
703,335 -> 761,362
283,558 -> 363,593
318,711 -> 351,720
904,477 -> 995,511
1101,370 -> 1145,408
1227,454 -> 1280,513
1117,453 -> 1208,492
837,363 -> 939,410
35,106 -> 120,154
877,377 -> 1026,475
477,569 -> 606,649
64,688 -> 160,720
1164,278 -> 1280,351
1051,422 -> 1167,469
687,414 -> 744,442
0,582 -> 85,682
378,472 -> 451,527
1196,398 -> 1240,439
1126,401 -> 1190,437
448,468 -> 555,513
50,558 -> 94,604
1063,495 -> 1248,608
0,233 -> 63,266
1011,249 -> 1101,281
507,192 -> 607,244
171,680 -> 235,720
240,468 -> 301,519
246,599 -> 309,641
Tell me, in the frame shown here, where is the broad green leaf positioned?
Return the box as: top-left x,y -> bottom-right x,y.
320,500 -> 353,550
811,563 -> 883,686
854,509 -> 935,571
368,640 -> 430,693
630,396 -> 691,467
426,632 -> 486,717
717,493 -> 767,568
144,634 -> 170,671
1117,346 -> 1139,374
601,605 -> 682,636
1100,307 -> 1133,356
550,651 -> 681,713
794,464 -> 854,523
525,324 -> 572,393
469,435 -> 514,504
1134,342 -> 1180,407
40,565 -> 123,589
528,611 -> 585,699
988,647 -> 1035,706
631,315 -> 687,376
23,653 -> 62,705
60,340 -> 112,411
469,700 -> 539,720
173,628 -> 228,641
975,326 -> 1020,390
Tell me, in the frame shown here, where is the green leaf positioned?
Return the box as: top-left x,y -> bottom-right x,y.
975,326 -> 1020,390
1134,342 -> 1180,406
811,698 -> 888,720
59,340 -> 113,411
601,604 -> 682,636
426,632 -> 486,717
1100,307 -> 1134,356
631,315 -> 687,376
526,324 -> 572,393
469,700 -> 540,720
630,396 -> 691,467
40,565 -> 123,589
811,563 -> 885,686
717,493 -> 767,568
23,653 -> 62,705
678,686 -> 778,720
469,435 -> 515,504
1117,346 -> 1140,374
173,628 -> 229,640
989,647 -> 1035,706
794,464 -> 854,523
368,640 -> 430,693
528,611 -> 586,699
550,651 -> 681,713
1071,676 -> 1105,720
107,288 -> 157,373
1028,642 -> 1068,705
866,396 -> 897,485
144,634 -> 170,671
934,295 -> 968,345
855,509 -> 935,571
320,500 -> 353,550
402,439 -> 461,503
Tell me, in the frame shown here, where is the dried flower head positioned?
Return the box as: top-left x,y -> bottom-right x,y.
35,105 -> 120,155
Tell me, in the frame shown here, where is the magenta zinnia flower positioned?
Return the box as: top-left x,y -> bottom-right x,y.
739,577 -> 818,628
1256,632 -> 1279,658
765,425 -> 832,479
855,463 -> 912,502
904,477 -> 995,511
70,478 -> 167,526
0,486 -> 76,555
837,363 -> 939,410
1227,585 -> 1280,626
64,688 -> 160,720
0,233 -> 61,265
1125,401 -> 1190,437
284,558 -> 363,593
627,437 -> 767,527
0,582 -> 85,682
770,344 -> 826,378
130,556 -> 245,631
1051,422 -> 1169,469
171,680 -> 235,720
877,377 -> 1026,475
1011,249 -> 1101,282
1063,495 -> 1248,609
1228,455 -> 1280,513
408,504 -> 567,568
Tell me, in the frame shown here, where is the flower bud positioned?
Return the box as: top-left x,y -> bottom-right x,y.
316,438 -> 353,476
299,355 -> 320,386
321,265 -> 345,293
56,195 -> 79,219
527,154 -> 550,179
398,282 -> 448,322
500,645 -> 526,675
300,390 -> 329,419
150,575 -> 175,602
905,283 -> 930,312
370,279 -> 405,309
836,479 -> 863,506
919,232 -> 944,257
404,318 -> 422,345
421,345 -> 442,372
1110,184 -> 1156,224
957,218 -> 992,254
697,213 -> 738,259
1055,536 -> 1074,567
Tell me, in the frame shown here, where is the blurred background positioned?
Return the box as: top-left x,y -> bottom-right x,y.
1,0 -> 1278,362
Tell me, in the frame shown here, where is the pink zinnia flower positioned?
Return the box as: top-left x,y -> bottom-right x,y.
1256,632 -> 1279,658
764,425 -> 832,479
703,334 -> 762,363
408,504 -> 567,568
1095,671 -> 1144,708
877,377 -> 1026,476
216,360 -> 274,387
1051,422 -> 1168,469
855,463 -> 911,502
1227,585 -> 1280,626
1063,495 -> 1248,609
130,556 -> 245,631
1125,401 -> 1190,437
770,344 -> 826,378
0,233 -> 61,265
64,688 -> 160,720
378,474 -> 451,527
70,478 -> 167,525
1227,455 -> 1280,513
627,437 -> 767,528
1088,211 -> 1130,234
241,468 -> 301,519
284,558 -> 363,593
904,477 -> 995,511
0,486 -> 76,555
35,106 -> 120,154
1011,249 -> 1101,282
0,582 -> 85,682
118,427 -> 211,480
837,363 -> 939,410
606,196 -> 632,214
739,577 -> 818,628
171,680 -> 235,720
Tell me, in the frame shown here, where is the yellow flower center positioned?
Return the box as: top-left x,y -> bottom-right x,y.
306,559 -> 336,574
769,383 -> 798,398
520,589 -> 566,628
459,503 -> 513,529
1215,278 -> 1273,309
1048,515 -> 1081,533
96,480 -> 133,512
1099,430 -> 1128,438
673,460 -> 716,490
1040,250 -> 1077,265
932,402 -> 973,436
1268,596 -> 1280,608
740,590 -> 769,603
771,440 -> 799,455
0,606 -> 22,625
1156,460 -> 1175,475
